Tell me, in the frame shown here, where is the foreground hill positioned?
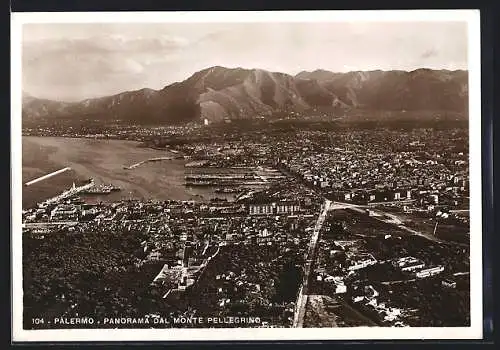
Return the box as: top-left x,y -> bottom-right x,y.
22,66 -> 468,125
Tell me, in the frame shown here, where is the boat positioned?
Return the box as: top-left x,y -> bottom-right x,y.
40,179 -> 95,205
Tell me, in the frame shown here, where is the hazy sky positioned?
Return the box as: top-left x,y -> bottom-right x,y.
22,22 -> 468,101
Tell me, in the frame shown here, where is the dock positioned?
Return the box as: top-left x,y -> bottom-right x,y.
40,180 -> 95,206
124,157 -> 173,170
25,167 -> 72,186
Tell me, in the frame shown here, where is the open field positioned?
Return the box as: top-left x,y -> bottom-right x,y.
303,295 -> 339,327
304,295 -> 377,327
369,206 -> 470,244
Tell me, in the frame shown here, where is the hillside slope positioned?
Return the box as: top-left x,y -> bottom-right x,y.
22,67 -> 469,125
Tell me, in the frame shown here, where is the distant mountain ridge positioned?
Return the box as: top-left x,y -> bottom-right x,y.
22,66 -> 468,125
295,68 -> 468,112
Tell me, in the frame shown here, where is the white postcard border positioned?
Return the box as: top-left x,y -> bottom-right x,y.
11,9 -> 483,342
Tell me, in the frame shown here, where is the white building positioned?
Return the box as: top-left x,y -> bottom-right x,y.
393,256 -> 425,272
352,295 -> 364,303
416,265 -> 444,278
348,254 -> 377,271
348,259 -> 376,271
249,202 -> 300,215
334,282 -> 347,294
442,279 -> 457,288
50,204 -> 78,221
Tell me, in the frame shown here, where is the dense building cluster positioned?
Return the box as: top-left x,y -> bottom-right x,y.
23,184 -> 323,328
22,119 -> 470,329
308,210 -> 470,326
278,129 -> 469,207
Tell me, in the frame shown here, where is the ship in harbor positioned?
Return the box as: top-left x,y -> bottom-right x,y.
83,183 -> 121,195
39,179 -> 95,207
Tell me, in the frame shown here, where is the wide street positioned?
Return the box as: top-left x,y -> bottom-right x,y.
293,199 -> 331,328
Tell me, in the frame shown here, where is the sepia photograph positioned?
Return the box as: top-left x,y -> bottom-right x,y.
11,10 -> 482,342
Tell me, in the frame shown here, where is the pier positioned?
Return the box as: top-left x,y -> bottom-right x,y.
124,157 -> 173,170
40,180 -> 95,206
25,167 -> 72,186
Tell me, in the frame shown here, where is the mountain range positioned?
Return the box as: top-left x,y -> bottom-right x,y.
22,66 -> 468,125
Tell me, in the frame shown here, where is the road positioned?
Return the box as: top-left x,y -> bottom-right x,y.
381,278 -> 417,285
367,199 -> 416,206
281,167 -> 466,327
23,221 -> 78,228
393,223 -> 443,243
328,201 -> 365,212
293,199 -> 331,327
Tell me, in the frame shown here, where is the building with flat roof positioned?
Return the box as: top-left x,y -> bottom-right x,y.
393,256 -> 426,272
50,204 -> 78,221
347,253 -> 377,271
248,201 -> 300,215
442,278 -> 457,288
416,265 -> 444,278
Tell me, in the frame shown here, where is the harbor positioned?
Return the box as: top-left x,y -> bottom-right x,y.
184,166 -> 286,189
38,179 -> 95,206
83,183 -> 121,195
31,178 -> 122,208
124,157 -> 174,170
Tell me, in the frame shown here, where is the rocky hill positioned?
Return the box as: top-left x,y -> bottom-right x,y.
22,66 -> 468,125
